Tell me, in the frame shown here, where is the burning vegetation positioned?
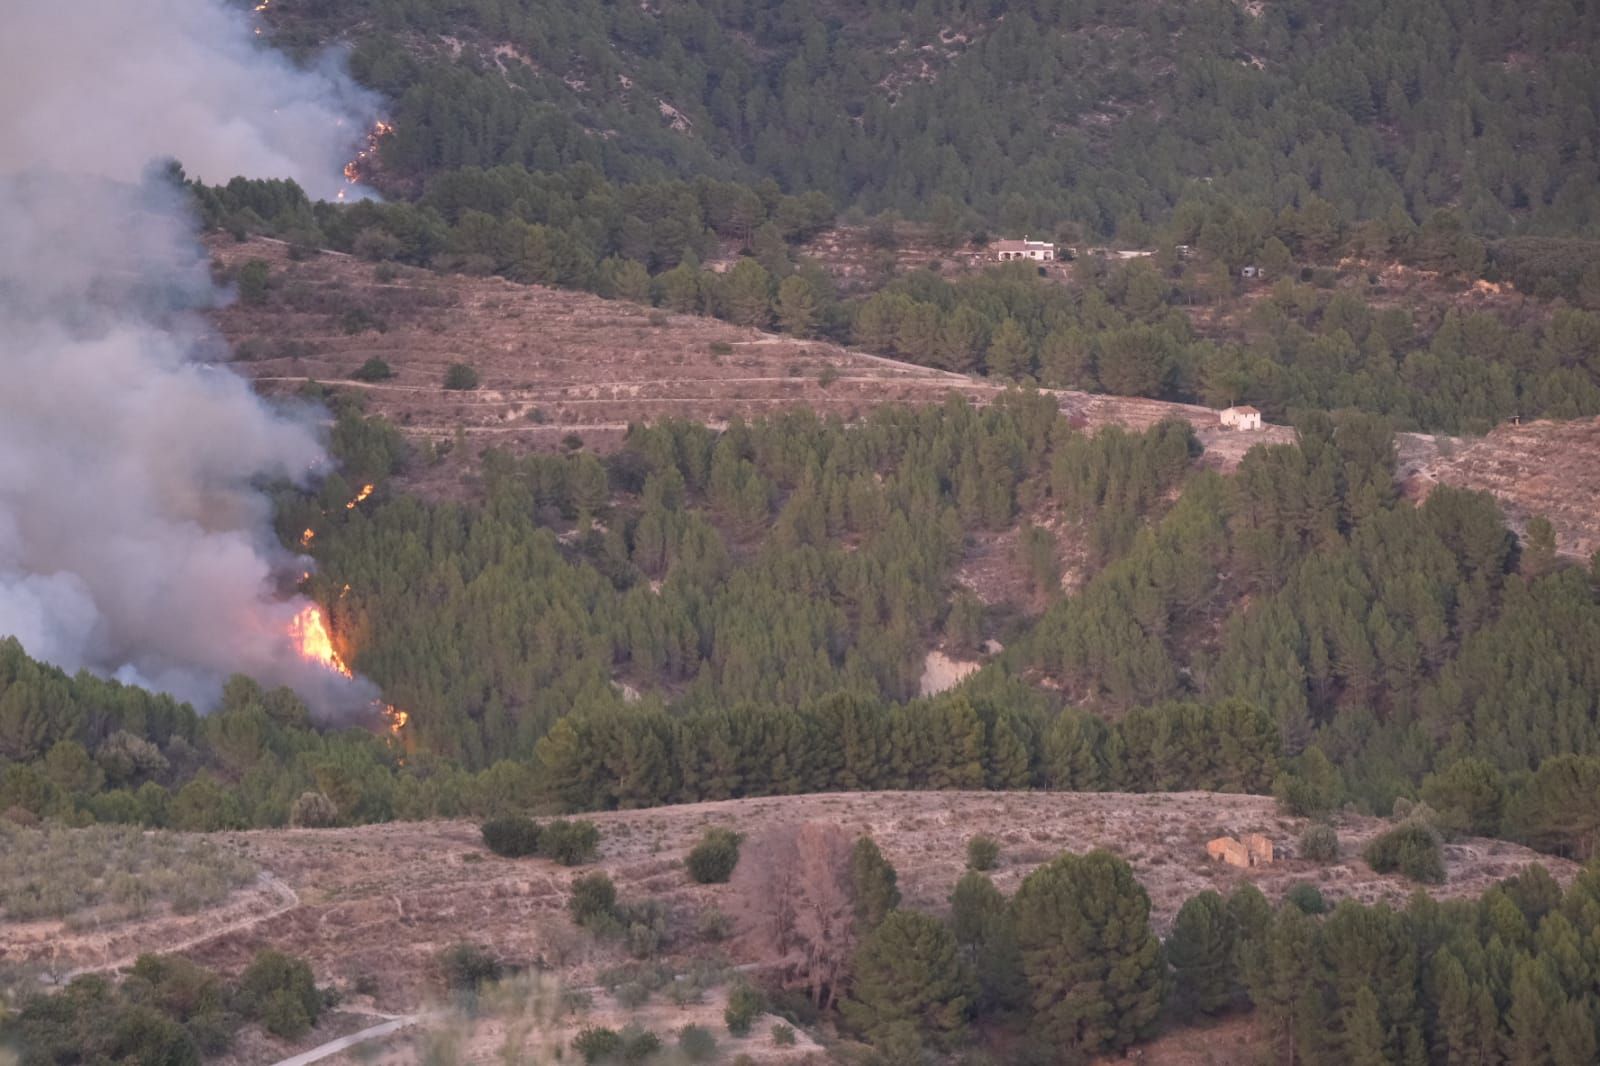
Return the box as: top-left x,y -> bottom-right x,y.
288,481 -> 410,737
337,121 -> 393,200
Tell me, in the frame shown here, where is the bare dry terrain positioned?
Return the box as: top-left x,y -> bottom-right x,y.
6,791 -> 1571,1064
1406,416 -> 1600,560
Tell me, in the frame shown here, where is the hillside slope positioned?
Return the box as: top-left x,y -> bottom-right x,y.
216,237 -> 1600,557
264,0 -> 1600,237
11,791 -> 1571,1060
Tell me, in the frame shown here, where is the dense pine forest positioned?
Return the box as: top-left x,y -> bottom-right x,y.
5,403 -> 1599,865
261,0 -> 1600,239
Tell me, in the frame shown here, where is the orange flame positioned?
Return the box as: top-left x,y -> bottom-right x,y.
382,705 -> 409,735
289,601 -> 412,740
346,483 -> 374,510
290,603 -> 351,678
300,527 -> 316,548
338,120 -> 394,200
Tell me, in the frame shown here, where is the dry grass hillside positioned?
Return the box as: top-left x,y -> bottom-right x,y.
4,791 -> 1572,1064
1406,417 -> 1600,560
210,238 -> 1600,555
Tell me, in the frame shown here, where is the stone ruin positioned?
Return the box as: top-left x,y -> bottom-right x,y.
1206,832 -> 1274,868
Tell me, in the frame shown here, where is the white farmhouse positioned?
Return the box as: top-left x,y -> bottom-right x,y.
991,236 -> 1056,262
1220,405 -> 1263,431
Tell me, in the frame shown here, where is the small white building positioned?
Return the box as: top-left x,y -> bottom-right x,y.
992,236 -> 1056,262
1240,265 -> 1261,279
1220,405 -> 1263,431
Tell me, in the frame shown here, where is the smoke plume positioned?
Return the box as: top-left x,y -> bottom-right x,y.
0,0 -> 380,711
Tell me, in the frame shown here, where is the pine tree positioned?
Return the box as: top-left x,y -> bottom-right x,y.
776,274 -> 819,337
842,910 -> 974,1050
1244,906 -> 1317,1063
1011,850 -> 1167,1056
1166,891 -> 1239,1016
851,836 -> 901,932
949,871 -> 1026,1014
985,317 -> 1035,380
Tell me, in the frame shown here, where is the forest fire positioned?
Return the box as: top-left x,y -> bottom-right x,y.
289,603 -> 351,678
346,483 -> 374,509
336,120 -> 394,201
300,527 -> 315,548
289,601 -> 413,739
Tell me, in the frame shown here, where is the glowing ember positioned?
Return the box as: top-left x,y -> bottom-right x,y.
338,119 -> 394,199
300,527 -> 315,548
383,705 -> 409,735
289,603 -> 351,678
346,483 -> 374,510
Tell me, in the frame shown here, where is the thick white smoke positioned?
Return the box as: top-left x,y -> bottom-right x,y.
3,0 -> 376,200
0,1 -> 381,711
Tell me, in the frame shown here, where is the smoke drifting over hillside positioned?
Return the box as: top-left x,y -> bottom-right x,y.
4,0 -> 376,200
0,1 -> 378,710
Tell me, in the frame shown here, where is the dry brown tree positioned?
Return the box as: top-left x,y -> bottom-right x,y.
729,821 -> 858,1009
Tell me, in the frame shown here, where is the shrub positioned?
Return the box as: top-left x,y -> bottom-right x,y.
771,1023 -> 797,1047
237,950 -> 321,1035
1299,824 -> 1340,863
619,1026 -> 661,1063
696,906 -> 732,942
340,308 -> 385,335
540,819 -> 600,865
1364,823 -> 1446,884
443,362 -> 480,390
481,815 -> 541,858
1284,882 -> 1327,914
679,1024 -> 718,1062
570,872 -> 618,926
615,981 -> 651,1008
260,989 -> 313,1039
724,980 -> 766,1036
289,791 -> 338,828
236,259 -> 271,306
966,835 -> 1000,871
440,942 -> 501,991
350,358 -> 394,383
573,1026 -> 622,1064
708,341 -> 734,355
686,827 -> 742,884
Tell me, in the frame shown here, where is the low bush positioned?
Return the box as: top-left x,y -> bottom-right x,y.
679,1024 -> 718,1062
443,362 -> 480,390
351,358 -> 394,382
686,827 -> 742,884
481,815 -> 541,858
1364,823 -> 1446,884
1284,882 -> 1327,914
725,980 -> 766,1036
237,950 -> 321,1038
540,819 -> 600,865
439,942 -> 502,991
696,906 -> 732,942
570,872 -> 618,927
966,835 -> 1000,871
1299,823 -> 1340,863
573,1026 -> 622,1064
771,1023 -> 797,1047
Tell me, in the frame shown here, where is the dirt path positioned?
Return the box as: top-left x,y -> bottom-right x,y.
268,1012 -> 438,1066
60,873 -> 299,981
